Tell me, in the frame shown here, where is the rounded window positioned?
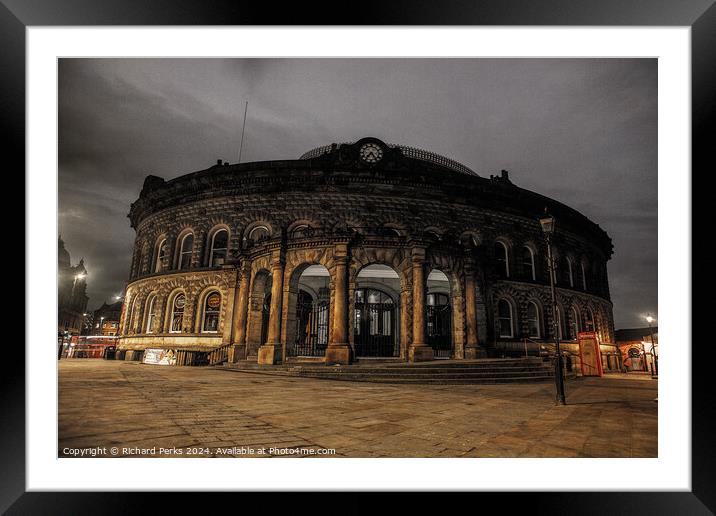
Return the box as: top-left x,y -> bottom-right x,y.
495,241 -> 509,278
249,225 -> 270,242
497,299 -> 513,338
526,301 -> 540,338
209,229 -> 228,267
201,292 -> 221,333
170,293 -> 186,333
145,295 -> 158,333
178,234 -> 194,269
291,225 -> 311,238
522,247 -> 536,281
154,239 -> 169,273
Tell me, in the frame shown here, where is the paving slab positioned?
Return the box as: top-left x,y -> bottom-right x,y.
58,360 -> 657,458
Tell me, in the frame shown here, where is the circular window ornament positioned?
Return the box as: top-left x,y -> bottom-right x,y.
206,293 -> 221,309
174,295 -> 186,309
359,143 -> 383,163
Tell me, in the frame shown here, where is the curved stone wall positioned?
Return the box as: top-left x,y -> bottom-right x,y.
118,138 -> 615,365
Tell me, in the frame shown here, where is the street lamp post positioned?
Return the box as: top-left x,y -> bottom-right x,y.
540,211 -> 566,406
646,315 -> 658,378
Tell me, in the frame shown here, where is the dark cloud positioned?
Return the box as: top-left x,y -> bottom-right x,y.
58,58 -> 657,328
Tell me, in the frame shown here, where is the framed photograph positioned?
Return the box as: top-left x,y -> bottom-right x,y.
7,0 -> 708,512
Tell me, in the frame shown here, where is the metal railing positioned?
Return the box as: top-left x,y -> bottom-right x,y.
300,142 -> 478,177
175,343 -> 231,367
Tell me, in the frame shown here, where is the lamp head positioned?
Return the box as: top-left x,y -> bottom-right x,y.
539,212 -> 556,236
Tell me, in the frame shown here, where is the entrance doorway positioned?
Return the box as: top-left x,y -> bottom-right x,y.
354,288 -> 398,357
260,293 -> 270,347
290,289 -> 329,357
286,264 -> 331,358
427,292 -> 452,358
427,269 -> 452,358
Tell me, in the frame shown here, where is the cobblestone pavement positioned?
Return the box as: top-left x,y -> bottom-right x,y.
58,360 -> 657,458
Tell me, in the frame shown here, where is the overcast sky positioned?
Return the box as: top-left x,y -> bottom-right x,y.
58,58 -> 657,328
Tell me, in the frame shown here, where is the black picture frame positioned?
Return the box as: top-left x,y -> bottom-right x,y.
4,1 -> 710,513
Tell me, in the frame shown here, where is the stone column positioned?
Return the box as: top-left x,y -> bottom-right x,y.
258,254 -> 284,364
222,269 -> 238,343
408,248 -> 433,362
463,260 -> 485,359
229,260 -> 251,362
325,244 -> 351,364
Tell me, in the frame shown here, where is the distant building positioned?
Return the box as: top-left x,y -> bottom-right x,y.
92,301 -> 123,336
58,236 -> 88,337
615,326 -> 658,373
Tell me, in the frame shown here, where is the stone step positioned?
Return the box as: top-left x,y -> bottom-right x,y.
213,358 -> 571,384
287,375 -> 556,385
223,359 -> 547,370
292,370 -> 553,380
317,364 -> 550,370
290,364 -> 551,372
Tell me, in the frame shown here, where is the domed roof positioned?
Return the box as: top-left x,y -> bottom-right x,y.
300,140 -> 479,177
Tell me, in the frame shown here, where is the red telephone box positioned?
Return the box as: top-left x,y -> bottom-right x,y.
578,331 -> 603,377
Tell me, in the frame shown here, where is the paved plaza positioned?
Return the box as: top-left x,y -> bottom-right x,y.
58,360 -> 657,458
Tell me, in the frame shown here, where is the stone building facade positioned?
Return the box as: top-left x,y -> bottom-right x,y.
117,137 -> 616,366
58,236 -> 89,337
91,301 -> 123,336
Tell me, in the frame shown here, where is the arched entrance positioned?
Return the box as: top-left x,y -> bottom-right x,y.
260,293 -> 271,347
354,288 -> 397,357
285,264 -> 331,358
427,269 -> 452,358
290,290 -> 329,356
354,264 -> 401,358
427,293 -> 451,358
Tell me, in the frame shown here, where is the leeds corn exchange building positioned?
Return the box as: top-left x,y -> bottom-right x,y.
117,137 -> 618,367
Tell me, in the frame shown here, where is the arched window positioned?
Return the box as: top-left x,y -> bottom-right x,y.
145,295 -> 157,333
581,262 -> 588,291
249,225 -> 270,242
178,233 -> 193,270
424,230 -> 441,242
126,296 -> 137,334
495,241 -> 509,278
201,291 -> 221,333
522,246 -> 536,281
570,307 -> 581,339
291,225 -> 310,238
154,239 -> 168,273
555,256 -> 571,287
460,233 -> 480,248
497,299 -> 513,338
563,257 -> 574,287
209,229 -> 228,267
526,301 -> 540,338
381,227 -> 402,238
169,293 -> 186,333
584,307 -> 595,332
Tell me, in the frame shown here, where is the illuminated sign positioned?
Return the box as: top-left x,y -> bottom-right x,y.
206,293 -> 221,309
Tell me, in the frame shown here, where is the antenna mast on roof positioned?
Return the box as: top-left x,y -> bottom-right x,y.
238,101 -> 248,163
